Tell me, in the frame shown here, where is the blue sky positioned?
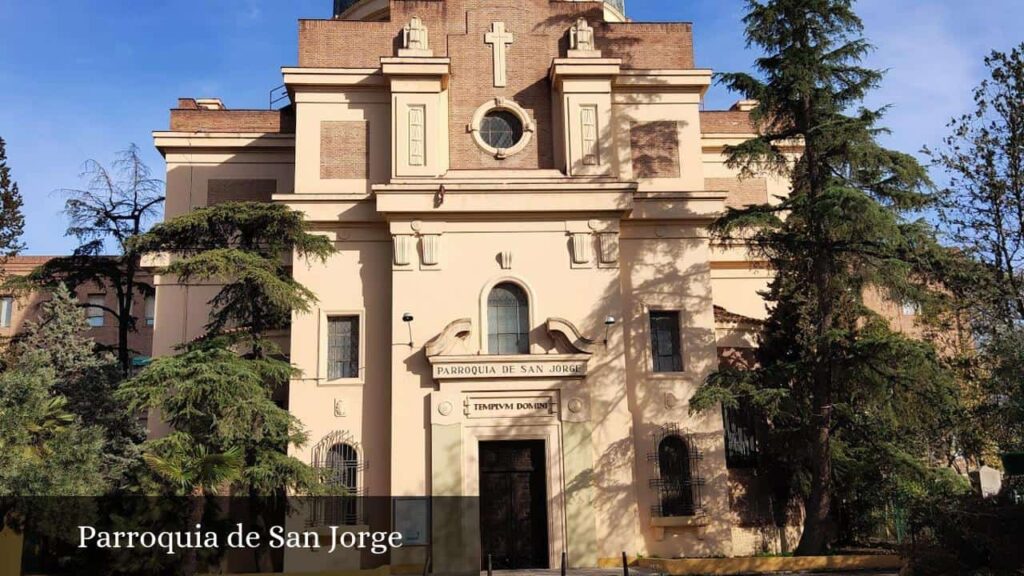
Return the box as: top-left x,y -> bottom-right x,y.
1,0 -> 1021,254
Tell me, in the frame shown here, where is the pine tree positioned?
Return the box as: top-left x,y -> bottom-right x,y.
129,201 -> 334,571
117,337 -> 318,574
133,201 -> 334,358
690,0 -> 953,553
0,137 -> 26,264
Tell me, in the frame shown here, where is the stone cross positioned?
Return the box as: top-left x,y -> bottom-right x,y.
403,16 -> 429,51
571,17 -> 595,51
485,22 -> 514,87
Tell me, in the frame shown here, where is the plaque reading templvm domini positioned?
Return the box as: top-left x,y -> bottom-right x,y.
465,394 -> 558,419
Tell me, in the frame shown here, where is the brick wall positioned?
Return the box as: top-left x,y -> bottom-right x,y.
630,121 -> 680,178
320,121 -> 369,179
297,0 -> 696,171
706,177 -> 769,208
598,22 -> 694,69
700,110 -> 755,134
169,107 -> 296,133
0,257 -> 154,357
297,1 -> 694,69
207,179 -> 277,205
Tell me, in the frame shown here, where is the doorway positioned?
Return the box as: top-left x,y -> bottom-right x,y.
478,440 -> 549,569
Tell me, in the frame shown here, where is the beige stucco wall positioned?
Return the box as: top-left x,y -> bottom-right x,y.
148,2 -> 805,570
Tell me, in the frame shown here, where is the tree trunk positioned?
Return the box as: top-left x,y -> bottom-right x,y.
795,407 -> 832,555
118,255 -> 139,377
183,490 -> 205,576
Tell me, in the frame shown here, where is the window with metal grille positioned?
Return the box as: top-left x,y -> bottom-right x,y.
327,316 -> 359,380
649,425 -> 704,517
0,296 -> 12,328
311,432 -> 366,526
649,310 -> 682,372
723,403 -> 759,468
487,282 -> 529,355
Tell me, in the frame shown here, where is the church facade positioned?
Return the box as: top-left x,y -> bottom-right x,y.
151,0 -> 799,571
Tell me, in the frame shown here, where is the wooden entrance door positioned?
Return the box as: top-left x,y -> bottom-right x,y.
478,440 -> 549,569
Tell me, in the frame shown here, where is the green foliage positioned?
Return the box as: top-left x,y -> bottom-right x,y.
0,136 -> 25,263
125,199 -> 333,572
691,0 -> 958,554
903,475 -> 1024,575
927,44 -> 1024,453
0,356 -> 106,496
141,433 -> 243,496
8,285 -> 144,485
118,337 -> 319,496
134,201 -> 334,354
3,145 -> 163,375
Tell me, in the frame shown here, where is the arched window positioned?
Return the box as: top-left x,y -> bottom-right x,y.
655,433 -> 700,517
312,433 -> 365,526
487,282 -> 529,355
327,443 -> 359,492
326,443 -> 359,525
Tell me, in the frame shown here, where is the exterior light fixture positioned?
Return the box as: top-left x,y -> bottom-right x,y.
603,315 -> 617,345
402,313 -> 414,348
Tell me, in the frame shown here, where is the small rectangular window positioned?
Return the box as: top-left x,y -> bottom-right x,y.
0,297 -> 13,328
87,294 -> 105,327
144,295 -> 156,327
327,316 -> 360,380
650,310 -> 682,373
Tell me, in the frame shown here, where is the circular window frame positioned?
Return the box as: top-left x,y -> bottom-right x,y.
468,98 -> 536,159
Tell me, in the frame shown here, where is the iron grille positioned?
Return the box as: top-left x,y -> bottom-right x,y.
310,430 -> 368,526
723,404 -> 759,468
648,423 -> 704,517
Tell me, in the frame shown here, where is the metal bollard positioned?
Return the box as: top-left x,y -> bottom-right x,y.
487,553 -> 493,576
561,550 -> 567,576
622,551 -> 629,576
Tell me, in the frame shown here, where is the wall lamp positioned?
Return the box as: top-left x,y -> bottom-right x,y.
402,313 -> 415,348
603,315 -> 617,346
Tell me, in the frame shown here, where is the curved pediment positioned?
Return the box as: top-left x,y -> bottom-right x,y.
545,317 -> 598,355
425,317 -> 472,357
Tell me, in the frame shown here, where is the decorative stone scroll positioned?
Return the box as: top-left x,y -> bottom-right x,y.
545,317 -> 598,354
393,234 -> 414,267
421,234 -> 441,266
598,232 -> 619,266
498,250 -> 513,270
425,318 -> 472,357
570,233 -> 592,266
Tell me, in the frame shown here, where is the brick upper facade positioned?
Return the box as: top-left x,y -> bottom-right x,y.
1,256 -> 154,358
